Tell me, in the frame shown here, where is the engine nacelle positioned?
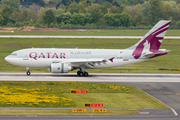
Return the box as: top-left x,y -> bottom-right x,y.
51,63 -> 72,73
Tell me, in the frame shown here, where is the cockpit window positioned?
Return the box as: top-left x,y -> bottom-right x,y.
10,53 -> 17,56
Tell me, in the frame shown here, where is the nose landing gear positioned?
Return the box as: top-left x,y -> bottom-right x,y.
27,71 -> 30,75
26,67 -> 30,75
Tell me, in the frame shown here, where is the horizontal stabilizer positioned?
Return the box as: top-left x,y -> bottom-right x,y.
143,50 -> 170,58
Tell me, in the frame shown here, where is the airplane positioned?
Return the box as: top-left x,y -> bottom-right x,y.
5,20 -> 171,77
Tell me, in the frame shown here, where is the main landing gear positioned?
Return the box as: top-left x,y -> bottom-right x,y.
77,71 -> 89,77
77,66 -> 89,77
77,67 -> 89,77
26,67 -> 30,75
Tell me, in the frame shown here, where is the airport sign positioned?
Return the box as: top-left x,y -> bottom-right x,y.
91,104 -> 103,107
93,109 -> 107,112
72,109 -> 86,112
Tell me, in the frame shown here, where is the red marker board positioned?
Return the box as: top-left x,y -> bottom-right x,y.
76,90 -> 88,93
90,104 -> 103,107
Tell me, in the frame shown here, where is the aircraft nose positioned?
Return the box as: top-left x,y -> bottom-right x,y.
5,56 -> 11,62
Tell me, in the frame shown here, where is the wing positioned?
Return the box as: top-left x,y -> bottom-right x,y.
60,58 -> 108,68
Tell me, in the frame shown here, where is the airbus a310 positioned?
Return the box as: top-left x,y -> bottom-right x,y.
5,20 -> 171,77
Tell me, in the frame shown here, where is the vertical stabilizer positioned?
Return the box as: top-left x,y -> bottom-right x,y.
127,20 -> 171,59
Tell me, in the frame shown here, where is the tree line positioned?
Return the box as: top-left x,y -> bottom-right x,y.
0,0 -> 180,28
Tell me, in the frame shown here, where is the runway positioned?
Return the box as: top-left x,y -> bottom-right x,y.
1,73 -> 180,120
0,35 -> 180,39
0,73 -> 180,82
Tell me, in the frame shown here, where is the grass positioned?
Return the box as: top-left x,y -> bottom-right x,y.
0,29 -> 180,36
0,38 -> 180,73
0,82 -> 168,109
0,109 -> 139,115
63,93 -> 168,109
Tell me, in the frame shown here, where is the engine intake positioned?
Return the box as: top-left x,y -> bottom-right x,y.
51,63 -> 72,73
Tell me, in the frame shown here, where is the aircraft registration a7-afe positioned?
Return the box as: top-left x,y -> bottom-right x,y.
5,20 -> 171,77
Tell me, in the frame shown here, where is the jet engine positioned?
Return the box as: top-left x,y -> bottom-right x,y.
50,63 -> 73,73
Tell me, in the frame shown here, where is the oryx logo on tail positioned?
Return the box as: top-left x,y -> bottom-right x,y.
130,21 -> 171,59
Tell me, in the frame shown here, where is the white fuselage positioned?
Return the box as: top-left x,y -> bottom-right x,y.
5,48 -> 148,69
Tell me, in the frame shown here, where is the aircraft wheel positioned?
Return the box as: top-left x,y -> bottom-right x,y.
27,71 -> 30,76
84,72 -> 89,77
77,71 -> 81,76
79,72 -> 84,77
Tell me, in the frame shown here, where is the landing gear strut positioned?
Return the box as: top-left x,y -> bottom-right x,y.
26,67 -> 30,76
